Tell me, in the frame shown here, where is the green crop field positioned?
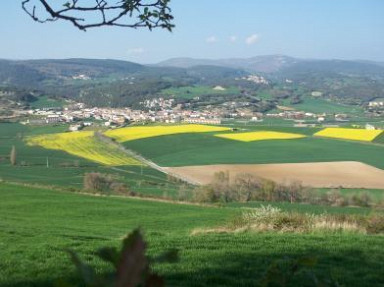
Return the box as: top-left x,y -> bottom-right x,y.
1,183 -> 383,287
238,125 -> 320,135
30,95 -> 67,109
161,85 -> 240,99
287,96 -> 363,114
123,132 -> 384,169
222,117 -> 298,126
374,132 -> 384,144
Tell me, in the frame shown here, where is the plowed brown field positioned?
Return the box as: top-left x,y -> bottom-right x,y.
165,161 -> 384,189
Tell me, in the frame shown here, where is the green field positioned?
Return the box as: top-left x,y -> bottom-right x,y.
30,95 -> 67,109
123,132 -> 384,169
161,85 -> 240,99
1,183 -> 383,287
1,122 -> 384,287
287,96 -> 363,114
374,132 -> 384,144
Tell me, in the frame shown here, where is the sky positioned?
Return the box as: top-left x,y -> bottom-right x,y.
0,0 -> 383,63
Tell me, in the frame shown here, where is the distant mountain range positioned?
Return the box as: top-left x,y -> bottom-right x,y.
156,55 -> 384,75
156,55 -> 298,73
1,56 -> 384,87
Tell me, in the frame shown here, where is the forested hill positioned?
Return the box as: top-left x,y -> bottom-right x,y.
0,58 -> 246,87
0,58 -> 247,108
0,58 -> 146,87
1,56 -> 384,108
158,55 -> 384,102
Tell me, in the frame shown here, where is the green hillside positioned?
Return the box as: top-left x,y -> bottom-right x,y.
288,96 -> 364,114
1,183 -> 383,287
161,85 -> 240,99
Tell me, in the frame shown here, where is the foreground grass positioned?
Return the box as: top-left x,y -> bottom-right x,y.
0,183 -> 383,287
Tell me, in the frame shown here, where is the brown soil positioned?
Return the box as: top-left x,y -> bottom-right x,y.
164,161 -> 384,189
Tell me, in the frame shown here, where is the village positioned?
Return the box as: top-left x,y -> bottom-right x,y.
14,96 -> 382,132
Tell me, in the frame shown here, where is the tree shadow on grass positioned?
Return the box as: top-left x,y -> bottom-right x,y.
159,235 -> 384,287
2,234 -> 383,287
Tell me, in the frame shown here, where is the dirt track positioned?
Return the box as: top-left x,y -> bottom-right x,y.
164,161 -> 384,189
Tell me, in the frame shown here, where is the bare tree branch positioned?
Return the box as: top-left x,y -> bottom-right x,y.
21,0 -> 174,31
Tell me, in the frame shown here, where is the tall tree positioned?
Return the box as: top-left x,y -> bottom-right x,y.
21,0 -> 174,31
10,145 -> 17,166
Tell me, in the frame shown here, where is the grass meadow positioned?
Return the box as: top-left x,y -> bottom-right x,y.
123,132 -> 384,169
374,132 -> 384,144
29,96 -> 67,109
161,85 -> 240,99
287,96 -> 364,114
0,183 -> 383,287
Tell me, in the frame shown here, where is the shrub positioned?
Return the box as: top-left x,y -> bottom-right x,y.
258,179 -> 276,201
83,173 -> 112,194
177,184 -> 189,201
110,182 -> 130,195
240,206 -> 314,233
349,192 -> 372,207
232,173 -> 261,202
365,213 -> 384,234
326,189 -> 348,206
199,205 -> 371,235
193,170 -> 376,208
211,171 -> 232,202
167,174 -> 182,183
193,185 -> 218,203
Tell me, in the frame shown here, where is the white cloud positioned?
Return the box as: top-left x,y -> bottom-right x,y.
128,48 -> 145,55
245,34 -> 260,45
206,36 -> 218,43
229,36 -> 237,43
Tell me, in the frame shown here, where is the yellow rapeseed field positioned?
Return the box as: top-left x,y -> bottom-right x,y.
214,131 -> 306,142
27,131 -> 142,166
105,124 -> 231,142
314,128 -> 383,142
